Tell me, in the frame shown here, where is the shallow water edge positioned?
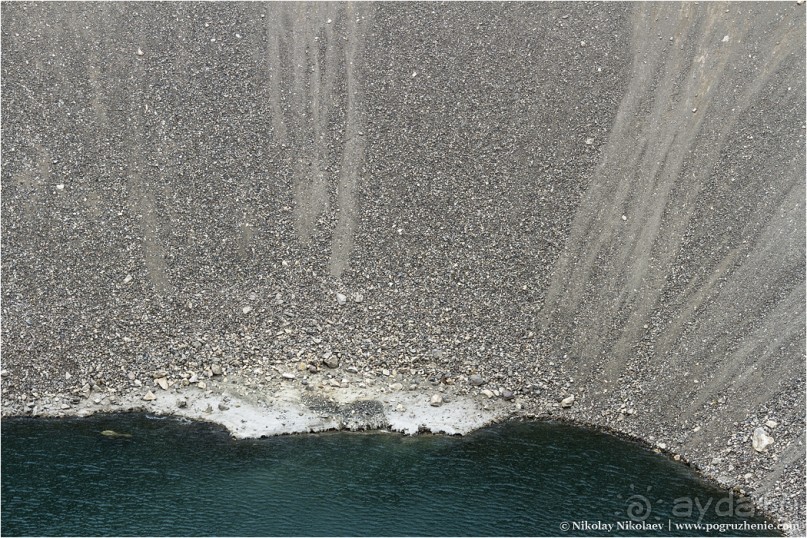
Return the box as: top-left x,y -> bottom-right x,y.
1,400 -> 788,536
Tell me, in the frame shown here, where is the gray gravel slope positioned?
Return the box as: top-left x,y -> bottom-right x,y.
1,1 -> 804,531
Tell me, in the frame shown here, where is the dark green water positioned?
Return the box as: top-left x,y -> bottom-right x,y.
2,415 -> 779,536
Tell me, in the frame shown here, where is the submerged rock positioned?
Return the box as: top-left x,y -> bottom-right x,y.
101,430 -> 132,439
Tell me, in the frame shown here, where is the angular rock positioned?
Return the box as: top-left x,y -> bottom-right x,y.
469,374 -> 485,386
143,391 -> 157,401
211,364 -> 223,376
336,293 -> 347,305
560,395 -> 575,408
502,390 -> 515,401
430,394 -> 443,407
481,389 -> 495,399
282,372 -> 296,380
752,427 -> 774,452
155,377 -> 168,391
324,356 -> 339,369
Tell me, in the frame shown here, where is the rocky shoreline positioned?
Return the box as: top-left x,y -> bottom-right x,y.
1,353 -> 802,535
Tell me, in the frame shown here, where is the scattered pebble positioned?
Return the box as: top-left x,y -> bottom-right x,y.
469,374 -> 485,386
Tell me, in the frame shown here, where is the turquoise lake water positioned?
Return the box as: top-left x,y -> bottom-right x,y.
1,415 -> 779,536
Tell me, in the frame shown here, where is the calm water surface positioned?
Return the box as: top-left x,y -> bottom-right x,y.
1,415 -> 778,536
